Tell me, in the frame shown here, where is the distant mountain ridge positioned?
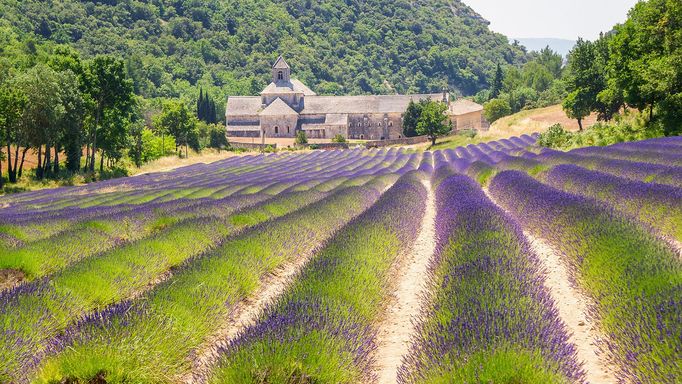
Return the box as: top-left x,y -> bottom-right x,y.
514,38 -> 577,57
0,0 -> 527,100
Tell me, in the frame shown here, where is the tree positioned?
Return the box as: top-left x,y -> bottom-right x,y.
562,90 -> 592,131
483,98 -> 512,123
490,63 -> 504,98
209,124 -> 229,150
57,71 -> 87,173
402,100 -> 424,137
331,134 -> 346,143
416,100 -> 451,145
155,100 -> 198,158
609,0 -> 681,135
0,87 -> 26,183
295,130 -> 308,145
563,39 -> 600,130
13,64 -> 64,179
83,56 -> 134,172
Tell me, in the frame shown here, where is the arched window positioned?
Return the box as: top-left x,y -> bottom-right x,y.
357,123 -> 361,127
388,121 -> 393,127
274,126 -> 279,134
360,134 -> 364,139
398,135 -> 402,139
286,126 -> 290,133
277,71 -> 283,80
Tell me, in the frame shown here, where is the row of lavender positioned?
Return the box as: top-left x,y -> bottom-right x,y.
1,172 -> 398,382
0,147 -> 403,213
0,149 -> 426,380
28,176 -> 398,383
437,135 -> 681,382
207,171 -> 428,382
400,168 -> 581,382
0,148 -> 422,265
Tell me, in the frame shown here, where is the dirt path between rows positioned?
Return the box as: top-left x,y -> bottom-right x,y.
524,233 -> 618,384
373,180 -> 437,384
180,248 -> 315,384
483,188 -> 618,384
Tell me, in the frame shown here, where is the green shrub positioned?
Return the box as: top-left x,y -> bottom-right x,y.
537,124 -> 572,149
331,134 -> 346,143
295,130 -> 308,145
483,98 -> 512,123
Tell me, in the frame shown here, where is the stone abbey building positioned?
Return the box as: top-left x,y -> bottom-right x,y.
226,56 -> 485,140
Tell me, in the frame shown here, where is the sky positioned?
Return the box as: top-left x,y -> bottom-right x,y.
463,0 -> 641,40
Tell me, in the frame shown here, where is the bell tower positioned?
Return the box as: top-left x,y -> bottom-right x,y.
272,56 -> 291,84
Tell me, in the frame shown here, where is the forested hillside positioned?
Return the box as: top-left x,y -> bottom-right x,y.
0,0 -> 526,101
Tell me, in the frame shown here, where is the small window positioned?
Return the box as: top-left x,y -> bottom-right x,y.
398,135 -> 402,139
357,123 -> 361,127
388,121 -> 393,127
378,122 -> 382,127
360,134 -> 364,139
277,71 -> 283,80
275,126 -> 279,134
287,126 -> 290,133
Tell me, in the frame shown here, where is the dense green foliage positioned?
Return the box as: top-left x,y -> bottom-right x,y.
480,47 -> 566,120
562,0 -> 681,135
537,117 -> 662,150
483,98 -> 512,123
416,100 -> 451,145
0,0 -> 526,100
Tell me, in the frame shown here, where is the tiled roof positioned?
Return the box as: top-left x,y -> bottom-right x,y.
272,56 -> 290,69
261,79 -> 316,96
225,92 -> 476,118
450,98 -> 483,114
301,94 -> 442,115
259,98 -> 298,116
226,97 -> 261,116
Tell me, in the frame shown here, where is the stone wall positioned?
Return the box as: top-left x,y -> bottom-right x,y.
260,114 -> 298,138
347,113 -> 403,140
364,135 -> 430,148
451,111 -> 483,131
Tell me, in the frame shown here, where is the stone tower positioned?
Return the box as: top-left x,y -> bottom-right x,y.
272,56 -> 291,84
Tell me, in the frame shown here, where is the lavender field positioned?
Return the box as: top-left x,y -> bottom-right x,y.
1,135 -> 680,384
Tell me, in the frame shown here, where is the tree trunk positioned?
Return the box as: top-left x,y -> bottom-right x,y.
431,136 -> 437,146
90,106 -> 101,173
37,145 -> 43,179
649,105 -> 654,121
45,144 -> 53,178
9,144 -> 19,183
99,150 -> 104,172
53,146 -> 60,175
577,118 -> 583,131
18,148 -> 28,178
84,141 -> 90,172
6,143 -> 12,183
15,147 -> 28,179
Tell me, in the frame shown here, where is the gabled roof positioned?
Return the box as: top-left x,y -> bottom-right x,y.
260,98 -> 298,116
226,96 -> 262,117
272,56 -> 290,69
301,94 -> 442,115
450,99 -> 483,115
261,79 -> 317,96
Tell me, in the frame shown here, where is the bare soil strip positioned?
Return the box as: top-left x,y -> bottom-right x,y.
180,251 -> 315,384
0,269 -> 25,292
483,189 -> 618,384
373,180 -> 437,384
